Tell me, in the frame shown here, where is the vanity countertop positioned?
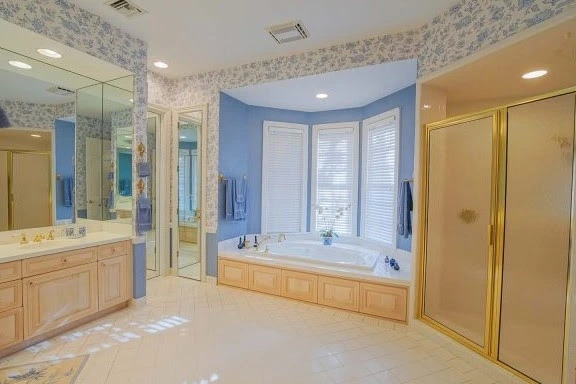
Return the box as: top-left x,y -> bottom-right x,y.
0,232 -> 132,263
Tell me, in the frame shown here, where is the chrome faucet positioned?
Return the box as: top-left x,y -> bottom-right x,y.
277,233 -> 287,242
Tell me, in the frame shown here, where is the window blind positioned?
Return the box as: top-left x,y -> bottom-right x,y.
361,109 -> 400,246
312,123 -> 359,236
262,122 -> 308,233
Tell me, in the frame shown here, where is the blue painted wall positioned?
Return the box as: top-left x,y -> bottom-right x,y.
54,120 -> 75,221
133,242 -> 146,298
218,85 -> 416,252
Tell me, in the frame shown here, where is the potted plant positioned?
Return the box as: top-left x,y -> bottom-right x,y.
316,204 -> 351,246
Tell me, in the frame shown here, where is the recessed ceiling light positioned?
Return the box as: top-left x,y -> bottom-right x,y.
522,70 -> 548,79
9,60 -> 32,69
153,61 -> 168,69
37,48 -> 62,58
423,104 -> 432,109
316,93 -> 328,99
30,134 -> 41,138
129,98 -> 134,103
179,136 -> 187,139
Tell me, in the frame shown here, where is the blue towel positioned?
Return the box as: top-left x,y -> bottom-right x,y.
136,195 -> 152,234
107,188 -> 115,209
397,180 -> 413,238
62,177 -> 73,207
137,162 -> 151,177
225,179 -> 233,221
233,178 -> 247,221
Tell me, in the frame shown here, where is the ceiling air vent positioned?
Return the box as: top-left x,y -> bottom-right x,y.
267,21 -> 309,44
47,86 -> 75,96
104,0 -> 147,17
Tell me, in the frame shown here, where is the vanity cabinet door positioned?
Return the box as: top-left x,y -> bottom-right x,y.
218,259 -> 248,289
0,308 -> 23,349
98,255 -> 128,310
359,282 -> 408,323
0,261 -> 22,284
249,265 -> 281,295
318,276 -> 359,311
0,280 -> 22,312
23,263 -> 98,338
281,270 -> 318,303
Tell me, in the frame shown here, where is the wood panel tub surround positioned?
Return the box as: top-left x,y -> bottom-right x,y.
0,239 -> 132,356
218,256 -> 409,323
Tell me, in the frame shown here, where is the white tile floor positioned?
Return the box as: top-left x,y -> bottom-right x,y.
0,277 -> 523,384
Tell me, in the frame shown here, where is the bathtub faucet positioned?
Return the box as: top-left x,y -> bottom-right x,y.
256,235 -> 271,251
277,233 -> 287,242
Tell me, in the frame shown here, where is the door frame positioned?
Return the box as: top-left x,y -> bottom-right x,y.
147,104 -> 171,277
172,105 -> 208,282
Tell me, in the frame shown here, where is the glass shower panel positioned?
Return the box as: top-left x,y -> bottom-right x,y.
424,115 -> 495,348
146,113 -> 160,279
499,94 -> 575,384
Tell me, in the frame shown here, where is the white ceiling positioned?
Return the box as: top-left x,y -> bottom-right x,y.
223,60 -> 417,112
0,19 -> 132,82
69,0 -> 458,78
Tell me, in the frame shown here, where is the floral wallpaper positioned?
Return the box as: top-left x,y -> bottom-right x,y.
0,100 -> 74,128
0,0 -> 147,234
149,0 -> 575,232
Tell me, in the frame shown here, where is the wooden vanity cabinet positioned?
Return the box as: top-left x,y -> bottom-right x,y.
23,263 -> 98,338
0,240 -> 132,354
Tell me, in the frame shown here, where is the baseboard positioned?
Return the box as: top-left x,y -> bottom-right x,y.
205,276 -> 217,285
130,296 -> 147,307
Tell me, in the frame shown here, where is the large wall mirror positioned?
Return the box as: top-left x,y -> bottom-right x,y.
0,19 -> 134,231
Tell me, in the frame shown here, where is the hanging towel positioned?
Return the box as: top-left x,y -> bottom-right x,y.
62,177 -> 73,207
137,195 -> 152,234
137,162 -> 151,177
233,178 -> 247,221
225,178 -> 234,221
397,180 -> 413,238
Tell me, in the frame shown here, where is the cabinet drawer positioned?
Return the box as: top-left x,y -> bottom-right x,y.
249,265 -> 281,295
318,276 -> 359,311
218,259 -> 248,289
23,263 -> 98,338
0,308 -> 23,350
98,241 -> 128,260
0,280 -> 22,312
281,270 -> 317,303
0,261 -> 22,283
22,247 -> 98,277
359,283 -> 408,322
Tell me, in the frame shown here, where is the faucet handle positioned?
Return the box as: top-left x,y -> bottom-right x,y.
12,233 -> 28,245
33,233 -> 45,243
47,230 -> 55,241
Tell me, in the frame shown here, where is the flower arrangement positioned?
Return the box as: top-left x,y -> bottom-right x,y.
316,203 -> 351,245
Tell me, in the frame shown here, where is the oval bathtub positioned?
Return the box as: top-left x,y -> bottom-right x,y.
262,240 -> 379,271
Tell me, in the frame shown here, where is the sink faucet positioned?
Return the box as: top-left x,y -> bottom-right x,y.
277,233 -> 287,242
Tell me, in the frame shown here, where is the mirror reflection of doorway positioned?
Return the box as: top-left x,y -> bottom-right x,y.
146,112 -> 161,279
176,112 -> 202,280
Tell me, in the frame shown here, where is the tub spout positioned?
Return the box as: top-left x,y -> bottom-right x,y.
278,233 -> 287,242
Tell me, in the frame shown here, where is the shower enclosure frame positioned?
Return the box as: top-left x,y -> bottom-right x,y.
417,86 -> 576,384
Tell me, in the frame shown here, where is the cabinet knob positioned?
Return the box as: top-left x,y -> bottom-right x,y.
62,258 -> 68,263
101,263 -> 106,268
111,248 -> 116,253
28,281 -> 34,286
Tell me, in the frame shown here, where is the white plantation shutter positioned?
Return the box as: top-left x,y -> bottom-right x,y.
361,108 -> 400,246
262,121 -> 309,233
312,122 -> 359,236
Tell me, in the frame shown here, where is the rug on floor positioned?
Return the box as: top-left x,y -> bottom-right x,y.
0,355 -> 88,384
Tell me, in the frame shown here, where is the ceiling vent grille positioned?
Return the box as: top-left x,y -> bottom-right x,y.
104,0 -> 147,17
267,21 -> 309,44
47,86 -> 75,96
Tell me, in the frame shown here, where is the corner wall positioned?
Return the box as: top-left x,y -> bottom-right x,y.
218,85 -> 416,255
